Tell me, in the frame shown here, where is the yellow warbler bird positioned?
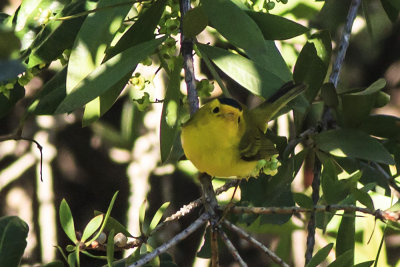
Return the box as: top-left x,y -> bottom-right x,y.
181,81 -> 306,178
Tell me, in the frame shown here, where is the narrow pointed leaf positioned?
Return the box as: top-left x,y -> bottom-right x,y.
160,57 -> 183,162
201,0 -> 266,57
149,202 -> 170,233
246,11 -> 309,40
81,214 -> 104,243
66,0 -> 132,93
59,199 -> 77,243
306,243 -> 334,267
197,44 -> 285,99
55,37 -> 166,114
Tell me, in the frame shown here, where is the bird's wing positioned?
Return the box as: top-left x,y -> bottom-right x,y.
239,130 -> 278,161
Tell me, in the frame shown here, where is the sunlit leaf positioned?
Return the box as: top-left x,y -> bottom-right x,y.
81,214 -> 103,243
59,199 -> 77,243
160,57 -> 183,163
197,44 -> 285,99
55,37 -> 166,114
201,0 -> 266,58
149,202 -> 170,233
306,243 -> 334,267
246,11 -> 309,40
315,129 -> 394,165
182,6 -> 208,38
66,0 -> 132,93
328,249 -> 354,267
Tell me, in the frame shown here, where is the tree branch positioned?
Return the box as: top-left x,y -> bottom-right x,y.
128,213 -> 209,267
228,204 -> 399,222
305,156 -> 321,264
223,220 -> 290,267
329,0 -> 362,87
0,133 -> 44,182
218,229 -> 248,267
180,0 -> 199,114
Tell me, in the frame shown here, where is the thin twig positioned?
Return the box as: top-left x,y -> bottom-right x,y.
305,157 -> 321,264
0,133 -> 44,182
329,0 -> 362,87
180,0 -> 199,114
211,228 -> 219,267
199,173 -> 220,227
151,180 -> 238,234
218,229 -> 247,267
228,205 -> 399,222
372,162 -> 400,194
223,220 -> 290,267
128,213 -> 209,267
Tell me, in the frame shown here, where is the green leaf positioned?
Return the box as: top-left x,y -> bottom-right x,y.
197,43 -> 285,99
354,260 -> 374,267
339,94 -> 376,127
336,210 -> 355,261
338,79 -> 387,127
201,0 -> 267,58
293,193 -> 313,209
55,37 -> 166,114
160,57 -> 183,163
240,158 -> 295,225
27,66 -> 67,115
67,249 -> 79,267
0,82 -> 25,119
305,243 -> 334,267
27,1 -> 87,67
149,202 -> 170,233
82,0 -> 167,125
81,214 -> 104,243
293,30 -> 331,102
82,75 -> 128,127
85,191 -> 119,245
315,128 -> 395,165
246,11 -> 309,40
380,0 -> 400,23
104,0 -> 166,60
0,216 -> 29,267
182,6 -> 208,38
0,28 -> 21,59
351,188 -> 374,210
66,0 -> 132,94
13,0 -> 67,49
320,83 -> 338,108
93,211 -> 133,238
359,115 -> 400,141
59,199 -> 77,243
107,229 -> 115,267
327,249 -> 354,267
351,78 -> 386,95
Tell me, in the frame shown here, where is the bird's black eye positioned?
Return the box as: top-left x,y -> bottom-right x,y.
238,117 -> 241,123
212,107 -> 219,113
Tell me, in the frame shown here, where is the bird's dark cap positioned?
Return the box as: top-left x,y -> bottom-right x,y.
218,98 -> 242,111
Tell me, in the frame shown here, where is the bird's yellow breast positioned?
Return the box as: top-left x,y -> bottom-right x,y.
181,100 -> 258,178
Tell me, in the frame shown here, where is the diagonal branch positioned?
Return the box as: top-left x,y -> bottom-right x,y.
218,229 -> 248,267
223,220 -> 290,267
128,213 -> 209,267
329,0 -> 362,87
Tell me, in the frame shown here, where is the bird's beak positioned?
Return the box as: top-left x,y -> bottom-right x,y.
222,112 -> 236,121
